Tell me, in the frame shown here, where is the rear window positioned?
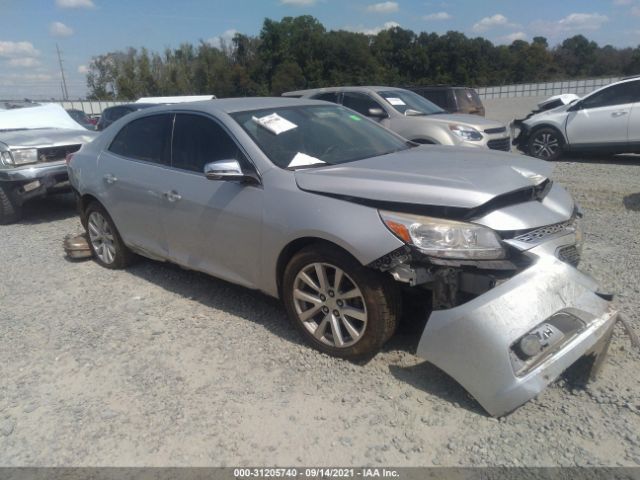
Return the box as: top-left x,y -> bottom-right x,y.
455,89 -> 483,110
108,114 -> 172,165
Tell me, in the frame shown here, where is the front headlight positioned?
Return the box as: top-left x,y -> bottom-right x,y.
380,211 -> 506,260
449,124 -> 483,141
10,148 -> 38,166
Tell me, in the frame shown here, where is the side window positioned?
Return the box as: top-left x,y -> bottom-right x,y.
342,92 -> 385,117
581,82 -> 638,109
108,114 -> 173,165
312,92 -> 340,104
171,114 -> 243,173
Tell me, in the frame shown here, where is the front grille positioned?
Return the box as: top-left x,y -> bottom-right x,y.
557,245 -> 581,266
484,126 -> 507,134
37,144 -> 81,163
513,220 -> 575,243
487,138 -> 511,151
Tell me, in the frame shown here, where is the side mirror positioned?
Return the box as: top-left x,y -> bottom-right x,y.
367,108 -> 389,119
204,159 -> 249,182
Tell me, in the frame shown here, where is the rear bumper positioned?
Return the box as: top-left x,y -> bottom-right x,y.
416,245 -> 617,417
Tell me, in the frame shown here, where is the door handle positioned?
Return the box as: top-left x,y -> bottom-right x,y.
103,173 -> 118,184
164,190 -> 182,202
611,111 -> 628,117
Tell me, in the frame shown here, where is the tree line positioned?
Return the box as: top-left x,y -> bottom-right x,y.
86,15 -> 640,100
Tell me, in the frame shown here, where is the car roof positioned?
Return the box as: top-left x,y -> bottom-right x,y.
128,97 -> 330,115
282,86 -> 407,97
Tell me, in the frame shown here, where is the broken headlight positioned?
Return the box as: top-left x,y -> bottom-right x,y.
379,211 -> 506,260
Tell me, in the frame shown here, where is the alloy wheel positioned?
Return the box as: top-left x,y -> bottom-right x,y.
292,263 -> 368,348
87,211 -> 117,265
531,131 -> 560,159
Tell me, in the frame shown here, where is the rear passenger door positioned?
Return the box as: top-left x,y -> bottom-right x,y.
162,113 -> 263,288
99,113 -> 174,257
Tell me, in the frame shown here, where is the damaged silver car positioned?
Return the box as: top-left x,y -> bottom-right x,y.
67,98 -> 618,416
0,103 -> 98,224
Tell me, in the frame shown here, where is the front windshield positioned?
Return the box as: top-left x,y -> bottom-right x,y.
232,105 -> 410,169
377,90 -> 445,116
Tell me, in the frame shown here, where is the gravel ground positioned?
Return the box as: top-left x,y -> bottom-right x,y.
0,155 -> 639,467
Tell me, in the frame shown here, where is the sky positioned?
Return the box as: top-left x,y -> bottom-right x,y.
1,0 -> 639,99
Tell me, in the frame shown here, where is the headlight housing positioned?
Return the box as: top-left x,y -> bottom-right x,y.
9,148 -> 38,166
449,124 -> 483,142
380,211 -> 506,260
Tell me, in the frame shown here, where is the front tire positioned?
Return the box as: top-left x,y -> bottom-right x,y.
282,245 -> 399,360
84,202 -> 134,269
0,185 -> 22,225
528,127 -> 564,161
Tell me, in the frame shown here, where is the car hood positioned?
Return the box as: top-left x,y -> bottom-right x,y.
0,128 -> 99,149
294,146 -> 553,210
419,113 -> 505,131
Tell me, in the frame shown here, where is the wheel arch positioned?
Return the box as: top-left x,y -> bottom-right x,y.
77,192 -> 102,227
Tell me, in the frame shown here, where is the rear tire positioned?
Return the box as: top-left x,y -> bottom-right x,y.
84,202 -> 134,269
0,185 -> 22,225
282,244 -> 400,360
527,127 -> 564,161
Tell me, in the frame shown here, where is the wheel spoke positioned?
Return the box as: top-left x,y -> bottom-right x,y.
341,316 -> 361,340
294,289 -> 322,305
333,268 -> 344,292
342,306 -> 366,322
314,264 -> 329,293
299,271 -> 320,292
314,314 -> 330,340
339,288 -> 360,300
299,304 -> 322,322
329,314 -> 345,347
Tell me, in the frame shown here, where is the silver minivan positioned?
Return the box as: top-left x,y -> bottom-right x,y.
283,86 -> 510,151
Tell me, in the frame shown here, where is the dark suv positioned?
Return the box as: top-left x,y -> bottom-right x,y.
407,86 -> 485,116
96,103 -> 156,131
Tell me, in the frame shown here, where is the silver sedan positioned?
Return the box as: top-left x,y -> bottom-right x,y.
68,97 -> 617,416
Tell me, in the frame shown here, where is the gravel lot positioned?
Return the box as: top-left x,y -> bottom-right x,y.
1,155 -> 639,467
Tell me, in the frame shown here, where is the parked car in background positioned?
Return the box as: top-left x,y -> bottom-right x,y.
0,104 -> 98,224
514,76 -> 640,160
406,85 -> 486,116
68,97 -> 617,417
283,86 -> 509,151
66,109 -> 96,130
96,103 -> 156,131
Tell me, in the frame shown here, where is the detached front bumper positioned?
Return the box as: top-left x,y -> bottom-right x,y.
416,242 -> 617,417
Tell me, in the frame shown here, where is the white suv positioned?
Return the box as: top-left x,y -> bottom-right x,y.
514,76 -> 640,160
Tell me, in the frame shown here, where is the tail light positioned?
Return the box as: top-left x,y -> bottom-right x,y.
65,153 -> 75,166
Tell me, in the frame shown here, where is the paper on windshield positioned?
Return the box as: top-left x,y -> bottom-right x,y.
288,152 -> 325,168
252,113 -> 298,135
386,97 -> 406,106
0,103 -> 85,130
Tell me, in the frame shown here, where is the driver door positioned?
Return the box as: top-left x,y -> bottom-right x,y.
161,113 -> 263,289
565,81 -> 636,147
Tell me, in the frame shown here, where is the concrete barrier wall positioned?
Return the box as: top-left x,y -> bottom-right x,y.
483,96 -> 547,124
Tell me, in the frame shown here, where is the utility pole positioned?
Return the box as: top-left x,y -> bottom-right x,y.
56,43 -> 69,100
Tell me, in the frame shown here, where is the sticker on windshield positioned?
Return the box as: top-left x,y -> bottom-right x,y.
349,114 -> 362,121
252,113 -> 298,135
386,97 -> 406,106
288,152 -> 326,168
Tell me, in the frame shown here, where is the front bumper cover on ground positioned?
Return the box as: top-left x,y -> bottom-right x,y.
416,240 -> 618,417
